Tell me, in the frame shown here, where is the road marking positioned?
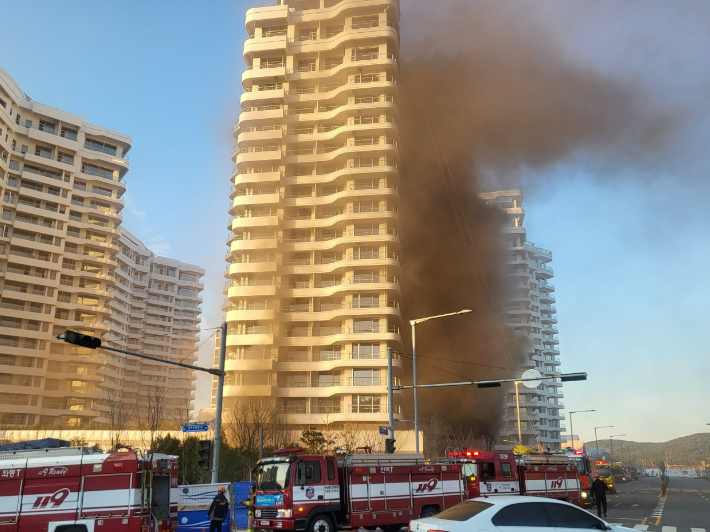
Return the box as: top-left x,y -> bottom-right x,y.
661,527 -> 676,532
641,517 -> 648,525
690,528 -> 706,532
633,525 -> 649,531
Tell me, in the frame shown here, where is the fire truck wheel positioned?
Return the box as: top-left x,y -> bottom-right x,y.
308,514 -> 335,532
420,507 -> 439,519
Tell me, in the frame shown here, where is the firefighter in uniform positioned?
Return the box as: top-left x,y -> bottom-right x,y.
208,486 -> 229,532
240,484 -> 256,532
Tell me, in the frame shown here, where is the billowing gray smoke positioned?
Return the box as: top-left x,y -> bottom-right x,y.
396,0 -> 674,439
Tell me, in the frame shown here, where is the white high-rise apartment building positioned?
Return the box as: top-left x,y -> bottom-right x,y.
107,229 -> 204,425
480,188 -> 565,451
0,67 -> 130,428
224,0 -> 404,433
0,67 -> 204,430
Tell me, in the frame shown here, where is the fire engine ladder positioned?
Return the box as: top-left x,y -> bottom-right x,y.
0,447 -> 93,460
342,453 -> 426,467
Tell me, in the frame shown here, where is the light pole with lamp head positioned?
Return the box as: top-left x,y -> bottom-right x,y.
410,309 -> 472,454
609,434 -> 625,461
594,425 -> 614,460
568,409 -> 595,450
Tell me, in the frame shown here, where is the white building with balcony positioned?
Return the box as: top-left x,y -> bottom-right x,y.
222,0 -> 406,442
480,188 -> 565,451
0,66 -> 204,430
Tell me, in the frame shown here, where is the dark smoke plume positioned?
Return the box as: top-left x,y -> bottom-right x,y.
397,1 -> 675,439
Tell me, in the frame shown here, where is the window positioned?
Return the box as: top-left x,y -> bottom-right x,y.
35,145 -> 52,158
61,127 -> 78,141
491,502 -> 551,527
481,462 -> 496,480
543,503 -> 605,529
296,461 -> 321,485
435,501 -> 493,521
327,460 -> 336,480
500,462 -> 513,478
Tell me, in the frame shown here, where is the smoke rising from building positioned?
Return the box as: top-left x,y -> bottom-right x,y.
396,0 -> 675,439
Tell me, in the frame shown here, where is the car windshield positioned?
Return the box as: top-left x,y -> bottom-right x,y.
257,461 -> 291,490
434,501 -> 493,521
596,467 -> 611,477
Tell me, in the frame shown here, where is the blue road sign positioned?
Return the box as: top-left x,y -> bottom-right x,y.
379,426 -> 389,436
182,424 -> 209,433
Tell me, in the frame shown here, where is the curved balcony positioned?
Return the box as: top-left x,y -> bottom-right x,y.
232,191 -> 281,208
226,282 -> 278,299
227,260 -> 278,275
242,65 -> 287,85
236,146 -> 283,166
288,0 -> 400,25
225,358 -> 274,372
287,25 -> 398,58
240,87 -> 286,107
230,214 -> 280,230
224,384 -> 274,398
225,308 -> 275,322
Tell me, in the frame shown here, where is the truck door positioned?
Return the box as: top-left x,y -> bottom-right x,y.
293,460 -> 325,505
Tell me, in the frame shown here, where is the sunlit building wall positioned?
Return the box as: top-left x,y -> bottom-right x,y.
222,0 -> 405,433
0,66 -> 130,428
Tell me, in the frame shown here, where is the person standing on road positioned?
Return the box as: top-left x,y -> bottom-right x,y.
591,473 -> 609,518
240,484 -> 256,532
208,486 -> 229,532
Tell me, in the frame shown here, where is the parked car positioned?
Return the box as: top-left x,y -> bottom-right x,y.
408,496 -> 635,532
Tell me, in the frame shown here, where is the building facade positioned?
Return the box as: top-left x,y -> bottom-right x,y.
107,229 -> 204,427
480,188 -> 565,450
0,66 -> 131,428
223,0 -> 404,433
0,67 -> 204,430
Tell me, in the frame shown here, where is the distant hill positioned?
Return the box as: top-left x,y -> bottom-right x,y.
590,433 -> 710,468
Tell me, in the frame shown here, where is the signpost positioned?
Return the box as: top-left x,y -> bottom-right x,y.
379,426 -> 389,436
182,424 -> 209,433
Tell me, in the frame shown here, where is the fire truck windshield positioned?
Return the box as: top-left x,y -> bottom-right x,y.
596,467 -> 611,477
257,461 -> 291,490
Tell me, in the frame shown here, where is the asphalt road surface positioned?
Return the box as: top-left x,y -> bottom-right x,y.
599,476 -> 710,532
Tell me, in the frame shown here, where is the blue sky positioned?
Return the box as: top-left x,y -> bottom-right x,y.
2,0 -> 707,444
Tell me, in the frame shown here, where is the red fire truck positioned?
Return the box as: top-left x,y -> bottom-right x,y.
252,448 -> 582,532
0,446 -> 178,532
253,449 -> 463,532
441,451 -> 583,506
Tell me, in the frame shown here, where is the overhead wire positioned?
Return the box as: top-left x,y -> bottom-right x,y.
178,325 -> 222,364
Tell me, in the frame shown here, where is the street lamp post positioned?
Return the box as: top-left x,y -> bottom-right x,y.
410,309 -> 472,454
594,425 -> 614,460
609,434 -> 625,461
568,409 -> 595,450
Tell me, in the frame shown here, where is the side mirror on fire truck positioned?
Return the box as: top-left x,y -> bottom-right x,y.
56,330 -> 102,349
198,440 -> 211,470
385,438 -> 396,454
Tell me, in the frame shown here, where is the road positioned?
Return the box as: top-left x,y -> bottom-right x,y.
599,476 -> 710,532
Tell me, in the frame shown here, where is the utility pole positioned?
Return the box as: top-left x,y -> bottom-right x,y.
387,346 -> 395,451
212,321 -> 227,483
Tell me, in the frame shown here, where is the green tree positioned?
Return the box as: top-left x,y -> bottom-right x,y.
301,428 -> 334,454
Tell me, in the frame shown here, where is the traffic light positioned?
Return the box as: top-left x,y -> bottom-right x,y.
56,330 -> 101,349
198,440 -> 211,470
385,438 -> 396,454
